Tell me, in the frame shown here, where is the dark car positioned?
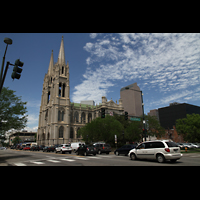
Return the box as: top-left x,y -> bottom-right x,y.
30,145 -> 39,151
43,146 -> 55,152
39,145 -> 45,151
76,144 -> 97,156
93,143 -> 111,154
114,144 -> 137,156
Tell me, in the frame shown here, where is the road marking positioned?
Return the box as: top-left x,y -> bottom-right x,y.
191,155 -> 200,157
75,157 -> 89,160
89,156 -> 101,159
14,163 -> 26,166
61,159 -> 75,162
47,159 -> 60,163
30,161 -> 45,165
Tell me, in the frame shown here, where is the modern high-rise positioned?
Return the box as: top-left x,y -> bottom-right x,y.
120,82 -> 143,117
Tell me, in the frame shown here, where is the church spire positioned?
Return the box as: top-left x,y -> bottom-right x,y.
48,50 -> 54,76
57,35 -> 66,65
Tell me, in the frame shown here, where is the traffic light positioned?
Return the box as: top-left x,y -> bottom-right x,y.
11,59 -> 24,80
101,108 -> 105,118
125,111 -> 128,120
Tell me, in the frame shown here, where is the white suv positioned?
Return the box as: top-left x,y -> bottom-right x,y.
55,144 -> 72,154
128,140 -> 182,163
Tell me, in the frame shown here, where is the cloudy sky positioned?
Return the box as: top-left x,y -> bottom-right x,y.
1,33 -> 200,132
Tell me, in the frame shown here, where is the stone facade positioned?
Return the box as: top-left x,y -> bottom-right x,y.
37,36 -> 124,146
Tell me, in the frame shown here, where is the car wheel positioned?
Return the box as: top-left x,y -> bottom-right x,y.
130,153 -> 136,160
156,154 -> 165,163
115,151 -> 119,156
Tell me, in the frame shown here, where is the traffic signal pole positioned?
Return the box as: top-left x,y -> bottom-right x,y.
0,62 -> 10,94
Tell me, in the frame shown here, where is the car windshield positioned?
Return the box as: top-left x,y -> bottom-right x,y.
166,142 -> 178,147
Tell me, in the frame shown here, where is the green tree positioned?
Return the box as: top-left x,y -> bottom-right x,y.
0,87 -> 28,134
145,114 -> 165,138
79,115 -> 123,146
12,136 -> 22,145
176,114 -> 200,142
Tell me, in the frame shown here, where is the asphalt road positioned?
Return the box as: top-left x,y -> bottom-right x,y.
1,149 -> 200,166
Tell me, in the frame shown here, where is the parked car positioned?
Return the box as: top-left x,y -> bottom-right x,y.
0,147 -> 6,150
43,146 -> 55,152
23,146 -> 30,150
114,144 -> 137,156
76,144 -> 97,156
71,142 -> 85,152
128,140 -> 182,163
55,144 -> 72,154
39,145 -> 45,150
93,142 -> 111,154
30,145 -> 39,151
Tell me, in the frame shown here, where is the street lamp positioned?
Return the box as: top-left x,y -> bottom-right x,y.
125,86 -> 146,141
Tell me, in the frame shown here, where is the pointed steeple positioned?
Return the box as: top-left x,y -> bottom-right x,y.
57,35 -> 66,65
48,50 -> 54,76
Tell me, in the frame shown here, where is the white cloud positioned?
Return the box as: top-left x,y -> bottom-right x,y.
89,33 -> 98,39
73,33 -> 200,107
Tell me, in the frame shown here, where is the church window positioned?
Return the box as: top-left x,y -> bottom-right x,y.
74,111 -> 79,123
59,126 -> 64,138
81,112 -> 85,123
59,83 -> 62,97
70,127 -> 73,139
62,66 -> 64,74
58,110 -> 64,121
62,83 -> 65,97
47,91 -> 50,103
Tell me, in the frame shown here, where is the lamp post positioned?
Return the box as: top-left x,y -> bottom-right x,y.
125,87 -> 146,141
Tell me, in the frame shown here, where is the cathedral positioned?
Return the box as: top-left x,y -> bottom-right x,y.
37,36 -> 124,146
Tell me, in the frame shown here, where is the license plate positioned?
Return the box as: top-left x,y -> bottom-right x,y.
174,149 -> 178,152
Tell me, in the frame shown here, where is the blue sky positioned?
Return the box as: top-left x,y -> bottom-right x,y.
1,33 -> 200,132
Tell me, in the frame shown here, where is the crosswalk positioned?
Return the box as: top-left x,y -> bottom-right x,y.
13,155 -> 116,166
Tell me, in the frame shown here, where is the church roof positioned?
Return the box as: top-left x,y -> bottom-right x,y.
57,35 -> 66,65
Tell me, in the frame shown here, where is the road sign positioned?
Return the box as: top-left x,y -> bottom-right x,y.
130,117 -> 141,121
110,111 -> 113,116
115,135 -> 117,143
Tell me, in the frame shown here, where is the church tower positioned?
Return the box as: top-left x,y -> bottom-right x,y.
37,36 -> 70,145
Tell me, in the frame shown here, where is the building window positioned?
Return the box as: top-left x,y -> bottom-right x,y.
74,111 -> 79,123
62,83 -> 65,97
62,66 -> 64,74
47,91 -> 50,103
59,83 -> 62,97
59,126 -> 64,138
58,110 -> 64,121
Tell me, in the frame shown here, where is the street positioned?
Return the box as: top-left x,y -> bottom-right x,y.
0,149 -> 200,166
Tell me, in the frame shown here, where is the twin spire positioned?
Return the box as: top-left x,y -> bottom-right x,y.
48,36 -> 66,75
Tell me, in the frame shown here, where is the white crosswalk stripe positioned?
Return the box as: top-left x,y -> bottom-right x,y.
14,163 -> 26,166
61,158 -> 75,162
30,161 -> 45,165
47,159 -> 60,163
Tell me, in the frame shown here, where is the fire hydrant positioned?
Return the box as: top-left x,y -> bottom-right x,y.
185,147 -> 187,152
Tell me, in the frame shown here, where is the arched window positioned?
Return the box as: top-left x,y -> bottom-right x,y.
59,126 -> 64,138
62,83 -> 65,97
70,127 -> 73,139
58,109 -> 64,121
62,66 -> 64,74
77,127 -> 81,138
47,91 -> 50,103
88,113 -> 92,123
81,112 -> 85,123
74,111 -> 79,123
59,83 -> 62,97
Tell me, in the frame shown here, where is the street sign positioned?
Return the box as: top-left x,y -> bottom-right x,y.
110,111 -> 113,116
115,135 -> 117,143
130,117 -> 141,121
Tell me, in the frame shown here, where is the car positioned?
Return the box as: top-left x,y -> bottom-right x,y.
55,144 -> 72,154
38,145 -> 45,150
76,144 -> 97,156
114,144 -> 137,156
128,140 -> 182,163
71,142 -> 85,152
93,142 -> 111,154
43,146 -> 55,152
23,146 -> 30,150
30,145 -> 39,151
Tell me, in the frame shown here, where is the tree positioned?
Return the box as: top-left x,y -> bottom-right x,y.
0,87 -> 28,134
12,136 -> 22,145
176,114 -> 200,142
79,115 -> 123,146
145,114 -> 165,138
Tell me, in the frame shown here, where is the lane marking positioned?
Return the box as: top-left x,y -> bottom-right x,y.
14,163 -> 26,166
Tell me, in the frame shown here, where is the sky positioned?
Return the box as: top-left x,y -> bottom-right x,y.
0,33 -> 200,132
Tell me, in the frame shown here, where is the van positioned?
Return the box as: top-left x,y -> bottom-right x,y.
71,142 -> 85,152
128,140 -> 182,163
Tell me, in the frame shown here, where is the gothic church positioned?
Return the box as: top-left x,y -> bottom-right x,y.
37,36 -> 124,146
